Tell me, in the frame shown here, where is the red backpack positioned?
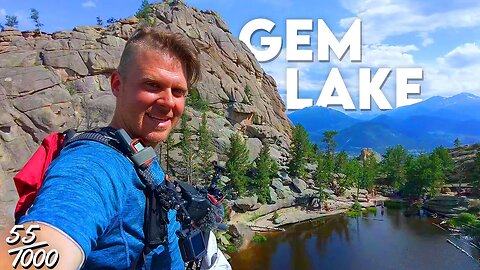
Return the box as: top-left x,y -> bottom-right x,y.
13,131 -> 71,222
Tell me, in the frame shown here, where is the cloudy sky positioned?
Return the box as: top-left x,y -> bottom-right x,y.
1,0 -> 480,113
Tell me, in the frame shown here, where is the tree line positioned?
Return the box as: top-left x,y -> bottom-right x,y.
287,124 -> 463,200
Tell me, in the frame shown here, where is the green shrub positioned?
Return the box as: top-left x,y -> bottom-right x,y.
65,82 -> 77,96
448,212 -> 478,227
224,245 -> 237,253
186,87 -> 209,112
252,234 -> 267,244
365,206 -> 378,214
352,201 -> 362,211
383,200 -> 406,209
346,210 -> 361,218
273,210 -> 280,220
248,212 -> 262,222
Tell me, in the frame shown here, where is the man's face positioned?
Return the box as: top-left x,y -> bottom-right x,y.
111,48 -> 188,146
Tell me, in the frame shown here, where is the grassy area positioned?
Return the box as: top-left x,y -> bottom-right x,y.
252,234 -> 267,244
448,212 -> 480,238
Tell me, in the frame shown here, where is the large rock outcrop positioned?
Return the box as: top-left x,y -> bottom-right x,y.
0,2 -> 292,228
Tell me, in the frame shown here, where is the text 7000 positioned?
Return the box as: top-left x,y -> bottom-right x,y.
6,224 -> 59,269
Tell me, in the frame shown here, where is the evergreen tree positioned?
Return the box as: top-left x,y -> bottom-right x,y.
96,16 -> 103,26
136,0 -> 155,25
454,138 -> 462,147
164,133 -> 174,175
226,132 -> 251,195
321,131 -> 337,180
432,146 -> 454,177
5,15 -> 19,28
244,84 -> 252,104
288,124 -> 310,178
198,112 -> 213,180
106,17 -> 117,24
186,87 -> 209,112
403,153 -> 445,198
179,113 -> 194,184
254,142 -> 277,203
427,153 -> 446,196
382,145 -> 408,190
315,154 -> 334,199
344,158 -> 362,190
322,130 -> 337,157
361,154 -> 378,192
335,151 -> 349,173
30,8 -> 43,34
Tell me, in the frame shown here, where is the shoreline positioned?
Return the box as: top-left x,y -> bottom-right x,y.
229,195 -> 389,250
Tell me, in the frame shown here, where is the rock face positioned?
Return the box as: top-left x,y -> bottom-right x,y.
448,143 -> 480,182
0,2 -> 292,228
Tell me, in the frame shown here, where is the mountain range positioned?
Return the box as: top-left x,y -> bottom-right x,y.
288,93 -> 480,154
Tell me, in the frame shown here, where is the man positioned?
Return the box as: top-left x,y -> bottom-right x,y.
1,26 -> 227,269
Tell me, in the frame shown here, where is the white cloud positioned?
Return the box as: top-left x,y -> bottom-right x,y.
82,0 -> 96,8
419,32 -> 434,47
340,0 -> 480,44
424,42 -> 480,97
0,9 -> 6,18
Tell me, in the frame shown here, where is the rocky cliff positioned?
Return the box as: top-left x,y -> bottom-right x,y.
0,2 -> 292,228
448,143 -> 480,182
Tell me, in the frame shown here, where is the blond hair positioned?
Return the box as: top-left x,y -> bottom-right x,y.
118,26 -> 200,87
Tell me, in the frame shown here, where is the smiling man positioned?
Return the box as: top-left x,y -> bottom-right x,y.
0,27 -> 217,269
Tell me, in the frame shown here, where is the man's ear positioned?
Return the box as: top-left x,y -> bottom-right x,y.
111,72 -> 121,97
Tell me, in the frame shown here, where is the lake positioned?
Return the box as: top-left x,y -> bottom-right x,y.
230,207 -> 480,270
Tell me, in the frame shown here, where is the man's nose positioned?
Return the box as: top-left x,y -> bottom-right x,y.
155,89 -> 175,109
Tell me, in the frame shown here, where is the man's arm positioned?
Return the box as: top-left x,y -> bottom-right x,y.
0,222 -> 84,270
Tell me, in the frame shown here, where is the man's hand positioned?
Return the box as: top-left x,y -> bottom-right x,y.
0,222 -> 84,270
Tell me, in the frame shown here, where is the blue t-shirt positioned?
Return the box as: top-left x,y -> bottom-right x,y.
20,140 -> 184,269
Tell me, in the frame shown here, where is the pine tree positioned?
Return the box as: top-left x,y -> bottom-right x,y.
315,154 -> 333,200
5,15 -> 19,28
107,17 -> 117,25
321,130 -> 337,181
288,124 -> 310,178
226,132 -> 251,195
335,151 -> 349,173
454,138 -> 462,147
179,113 -> 194,184
198,112 -> 213,181
361,154 -> 378,192
344,158 -> 363,198
96,16 -> 103,26
382,145 -> 408,190
164,133 -> 174,175
432,146 -> 454,176
254,142 -> 276,203
322,130 -> 338,157
244,84 -> 252,104
136,0 -> 155,26
30,8 -> 43,34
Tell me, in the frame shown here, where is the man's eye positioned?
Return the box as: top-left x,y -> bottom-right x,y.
145,81 -> 158,88
173,88 -> 187,97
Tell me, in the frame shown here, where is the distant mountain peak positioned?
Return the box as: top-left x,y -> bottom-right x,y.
451,92 -> 480,100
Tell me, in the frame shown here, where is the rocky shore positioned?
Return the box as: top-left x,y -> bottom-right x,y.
226,187 -> 388,250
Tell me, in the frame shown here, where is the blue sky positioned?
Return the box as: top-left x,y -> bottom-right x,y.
2,0 -> 480,113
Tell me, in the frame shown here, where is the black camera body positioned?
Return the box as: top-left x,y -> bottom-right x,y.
115,128 -> 224,265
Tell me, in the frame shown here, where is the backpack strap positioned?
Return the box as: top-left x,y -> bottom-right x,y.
66,127 -> 170,269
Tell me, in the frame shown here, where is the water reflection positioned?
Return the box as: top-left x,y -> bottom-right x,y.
230,208 -> 480,270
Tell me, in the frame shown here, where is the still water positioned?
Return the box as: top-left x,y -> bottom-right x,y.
230,208 -> 480,270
